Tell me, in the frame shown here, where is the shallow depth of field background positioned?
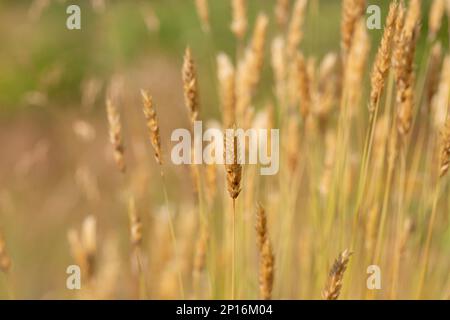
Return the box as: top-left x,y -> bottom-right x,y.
0,0 -> 448,299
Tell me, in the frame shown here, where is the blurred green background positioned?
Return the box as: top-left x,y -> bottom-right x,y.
0,0 -> 445,116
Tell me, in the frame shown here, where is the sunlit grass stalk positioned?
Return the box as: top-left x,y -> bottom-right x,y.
389,144 -> 407,299
160,170 -> 185,299
416,181 -> 441,298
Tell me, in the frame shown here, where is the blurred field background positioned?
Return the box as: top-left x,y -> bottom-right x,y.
0,0 -> 449,299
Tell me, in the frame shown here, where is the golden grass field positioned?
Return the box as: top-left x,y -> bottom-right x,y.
0,0 -> 449,300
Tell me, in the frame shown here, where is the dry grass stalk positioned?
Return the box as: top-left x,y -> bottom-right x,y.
372,115 -> 389,170
297,52 -> 311,119
399,218 -> 414,257
141,89 -> 162,165
319,129 -> 336,196
341,0 -> 366,64
274,0 -> 290,29
322,249 -> 352,300
286,0 -> 307,59
364,205 -> 379,253
369,1 -> 398,114
182,47 -> 200,125
106,98 -> 126,173
230,0 -> 247,40
217,53 -> 236,128
429,0 -> 445,40
195,0 -> 210,32
193,225 -> 209,280
0,231 -> 11,273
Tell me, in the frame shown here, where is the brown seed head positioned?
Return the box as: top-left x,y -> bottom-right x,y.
341,0 -> 366,64
297,52 -> 311,119
141,89 -> 162,165
322,249 -> 352,300
224,128 -> 242,200
182,47 -> 200,125
259,239 -> 274,300
369,1 -> 398,113
394,0 -> 421,137
255,203 -> 268,250
106,98 -> 126,173
345,19 -> 370,113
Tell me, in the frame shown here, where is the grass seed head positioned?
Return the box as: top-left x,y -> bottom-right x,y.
322,249 -> 352,300
141,89 -> 162,165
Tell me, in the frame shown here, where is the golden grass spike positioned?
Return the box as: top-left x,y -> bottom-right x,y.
271,36 -> 287,106
224,128 -> 242,200
429,0 -> 445,40
432,55 -> 450,130
259,238 -> 274,300
250,13 -> 269,80
255,203 -> 268,250
286,0 -> 307,59
235,13 -> 269,124
296,52 -> 311,119
128,196 -> 143,248
286,116 -> 300,172
344,19 -> 370,113
0,231 -> 11,273
425,43 -> 443,110
341,0 -> 366,64
274,0 -> 290,29
322,249 -> 352,300
106,98 -> 126,173
195,0 -> 210,32
182,47 -> 200,125
230,0 -> 247,40
369,1 -> 398,114
217,53 -> 236,128
141,89 -> 162,165
394,0 -> 421,137
68,216 -> 97,281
